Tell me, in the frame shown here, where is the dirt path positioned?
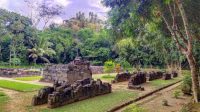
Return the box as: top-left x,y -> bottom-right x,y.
115,82 -> 189,112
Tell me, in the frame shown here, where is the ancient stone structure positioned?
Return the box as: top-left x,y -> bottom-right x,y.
0,68 -> 41,77
90,66 -> 104,74
146,71 -> 164,81
128,72 -> 146,86
162,73 -> 172,80
112,72 -> 132,83
32,86 -> 54,105
41,56 -> 92,84
32,78 -> 111,108
128,72 -> 146,91
172,71 -> 178,78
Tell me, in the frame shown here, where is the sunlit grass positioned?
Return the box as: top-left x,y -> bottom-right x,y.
14,76 -> 42,81
93,73 -> 117,82
0,91 -> 9,112
38,90 -> 137,112
0,80 -> 43,92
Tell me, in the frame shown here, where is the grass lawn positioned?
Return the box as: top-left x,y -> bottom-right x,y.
93,73 -> 117,82
123,105 -> 146,112
0,80 -> 43,92
0,91 -> 9,112
36,90 -> 137,112
148,77 -> 182,88
14,76 -> 42,81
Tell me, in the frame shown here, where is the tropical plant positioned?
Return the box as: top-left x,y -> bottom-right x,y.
28,37 -> 55,64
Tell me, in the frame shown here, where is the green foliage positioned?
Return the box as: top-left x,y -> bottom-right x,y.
124,105 -> 146,112
0,80 -> 43,92
173,90 -> 181,99
104,60 -> 115,73
10,58 -> 21,66
115,58 -> 132,70
181,74 -> 192,95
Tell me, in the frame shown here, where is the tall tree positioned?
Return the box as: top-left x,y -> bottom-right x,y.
103,0 -> 200,102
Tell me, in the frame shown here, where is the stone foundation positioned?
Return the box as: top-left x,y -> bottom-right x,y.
32,78 -> 111,108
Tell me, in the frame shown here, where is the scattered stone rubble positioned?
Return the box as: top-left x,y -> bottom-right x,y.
32,78 -> 111,108
127,71 -> 178,91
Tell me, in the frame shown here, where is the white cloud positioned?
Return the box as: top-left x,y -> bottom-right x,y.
55,0 -> 71,7
53,16 -> 63,24
88,0 -> 110,12
0,0 -> 9,9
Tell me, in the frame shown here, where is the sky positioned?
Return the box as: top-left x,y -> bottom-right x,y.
0,0 -> 110,28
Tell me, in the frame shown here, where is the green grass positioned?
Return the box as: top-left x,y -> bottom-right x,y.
14,76 -> 42,81
0,80 -> 43,92
38,90 -> 137,112
0,91 -> 9,112
93,73 -> 117,82
123,105 -> 146,112
149,77 -> 182,88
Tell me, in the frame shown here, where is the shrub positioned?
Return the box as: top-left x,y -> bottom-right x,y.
173,90 -> 181,99
104,60 -> 115,74
115,58 -> 132,71
180,104 -> 191,112
10,58 -> 21,66
181,75 -> 192,95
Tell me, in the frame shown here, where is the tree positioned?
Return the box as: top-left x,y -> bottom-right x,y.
24,0 -> 63,29
103,0 -> 200,102
28,36 -> 55,64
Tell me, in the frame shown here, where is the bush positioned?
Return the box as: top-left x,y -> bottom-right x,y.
173,90 -> 181,99
180,104 -> 191,112
181,75 -> 192,95
10,58 -> 21,66
104,60 -> 115,74
115,58 -> 132,71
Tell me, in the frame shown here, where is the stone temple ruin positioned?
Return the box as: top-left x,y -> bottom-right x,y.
41,56 -> 92,84
32,78 -> 111,108
111,70 -> 178,91
33,50 -> 112,108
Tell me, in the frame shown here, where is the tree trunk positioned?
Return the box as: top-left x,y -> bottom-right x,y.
186,53 -> 200,102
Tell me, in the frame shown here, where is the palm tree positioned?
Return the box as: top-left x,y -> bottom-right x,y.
28,37 -> 55,64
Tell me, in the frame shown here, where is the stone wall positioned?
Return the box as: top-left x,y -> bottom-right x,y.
90,66 -> 104,74
41,57 -> 92,84
0,68 -> 41,77
32,78 -> 111,108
